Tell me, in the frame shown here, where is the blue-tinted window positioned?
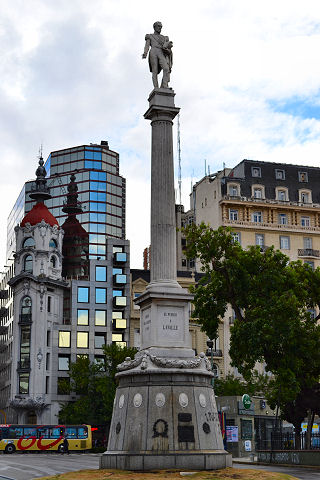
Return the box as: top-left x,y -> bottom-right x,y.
49,238 -> 57,248
97,245 -> 106,255
85,160 -> 102,169
96,266 -> 107,281
77,309 -> 89,325
95,333 -> 106,349
115,274 -> 126,284
78,287 -> 89,303
115,252 -> 127,263
96,288 -> 107,303
90,181 -> 106,191
23,237 -> 35,248
90,212 -> 107,222
93,151 -> 102,160
90,192 -> 106,202
24,255 -> 33,272
90,202 -> 106,213
90,171 -> 106,181
113,289 -> 123,297
113,268 -> 123,274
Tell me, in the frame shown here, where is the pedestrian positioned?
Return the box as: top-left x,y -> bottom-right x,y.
62,435 -> 70,455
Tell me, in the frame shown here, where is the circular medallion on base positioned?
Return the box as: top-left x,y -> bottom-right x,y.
119,394 -> 125,409
155,393 -> 165,407
199,393 -> 206,408
133,393 -> 143,407
179,393 -> 188,408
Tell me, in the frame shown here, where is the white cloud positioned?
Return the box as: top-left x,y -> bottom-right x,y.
1,0 -> 320,268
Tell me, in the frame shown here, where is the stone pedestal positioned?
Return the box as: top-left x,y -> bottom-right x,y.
100,88 -> 232,470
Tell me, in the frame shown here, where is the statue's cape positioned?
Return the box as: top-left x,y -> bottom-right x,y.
146,34 -> 173,73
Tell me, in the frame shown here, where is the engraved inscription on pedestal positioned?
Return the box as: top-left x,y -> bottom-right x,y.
157,306 -> 183,344
141,307 -> 152,345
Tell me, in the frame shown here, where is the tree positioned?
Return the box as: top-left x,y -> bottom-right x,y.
183,223 -> 320,434
214,372 -> 270,397
59,344 -> 137,425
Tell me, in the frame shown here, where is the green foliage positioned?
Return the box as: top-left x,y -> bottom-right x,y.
214,372 -> 270,397
59,345 -> 137,425
183,223 -> 320,423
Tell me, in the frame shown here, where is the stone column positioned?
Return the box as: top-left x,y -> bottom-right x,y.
144,88 -> 180,286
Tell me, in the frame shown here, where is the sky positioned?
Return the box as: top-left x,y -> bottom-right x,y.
1,0 -> 320,270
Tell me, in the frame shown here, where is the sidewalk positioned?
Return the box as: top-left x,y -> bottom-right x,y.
233,455 -> 258,464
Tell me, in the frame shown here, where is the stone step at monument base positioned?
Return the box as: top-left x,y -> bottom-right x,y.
100,450 -> 232,471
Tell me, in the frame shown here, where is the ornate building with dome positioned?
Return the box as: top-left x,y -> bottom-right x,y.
0,146 -> 130,424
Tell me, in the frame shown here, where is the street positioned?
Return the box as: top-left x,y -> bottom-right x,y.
0,454 -> 319,480
0,452 -> 99,480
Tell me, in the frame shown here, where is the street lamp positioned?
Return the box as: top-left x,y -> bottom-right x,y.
206,340 -> 214,387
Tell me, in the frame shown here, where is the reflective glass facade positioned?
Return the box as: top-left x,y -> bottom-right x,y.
14,143 -> 126,262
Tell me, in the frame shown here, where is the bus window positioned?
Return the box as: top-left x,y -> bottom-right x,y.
24,427 -> 37,437
50,427 -> 64,438
0,428 -> 8,439
37,427 -> 50,438
8,426 -> 23,438
78,427 -> 88,439
66,427 -> 77,438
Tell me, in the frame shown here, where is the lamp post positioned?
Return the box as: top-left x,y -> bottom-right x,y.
207,339 -> 214,387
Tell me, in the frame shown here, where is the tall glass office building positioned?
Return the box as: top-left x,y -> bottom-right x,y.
7,141 -> 126,262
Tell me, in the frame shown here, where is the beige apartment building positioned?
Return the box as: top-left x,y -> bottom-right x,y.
185,159 -> 320,376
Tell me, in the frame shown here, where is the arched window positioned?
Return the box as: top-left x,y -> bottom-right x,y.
49,239 -> 57,248
50,256 -> 56,268
21,296 -> 32,315
22,237 -> 35,248
23,255 -> 33,273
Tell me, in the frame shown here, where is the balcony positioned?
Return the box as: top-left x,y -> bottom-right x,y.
221,194 -> 320,209
19,314 -> 32,325
17,359 -> 31,371
112,318 -> 127,330
298,249 -> 320,258
113,274 -> 127,286
206,349 -> 223,358
224,218 -> 320,234
114,252 -> 127,264
113,296 -> 127,307
0,307 -> 7,319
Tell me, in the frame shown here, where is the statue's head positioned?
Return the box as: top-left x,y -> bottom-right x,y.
153,21 -> 162,33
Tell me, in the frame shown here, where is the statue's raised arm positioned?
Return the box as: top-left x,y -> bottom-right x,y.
142,21 -> 173,89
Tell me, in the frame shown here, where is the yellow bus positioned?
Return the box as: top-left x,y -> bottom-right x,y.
0,424 -> 92,453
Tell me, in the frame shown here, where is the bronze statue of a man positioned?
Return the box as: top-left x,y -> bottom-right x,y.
142,21 -> 173,89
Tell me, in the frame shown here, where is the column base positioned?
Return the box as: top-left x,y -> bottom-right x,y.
100,450 -> 232,471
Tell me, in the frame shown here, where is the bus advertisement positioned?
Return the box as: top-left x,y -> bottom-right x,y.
0,424 -> 92,453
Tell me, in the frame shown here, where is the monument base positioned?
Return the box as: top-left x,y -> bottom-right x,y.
100,451 -> 232,471
100,366 -> 232,471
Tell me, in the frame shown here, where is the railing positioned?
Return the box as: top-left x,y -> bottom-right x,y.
221,195 -> 320,209
206,349 -> 223,357
298,249 -> 320,258
224,219 -> 320,233
19,314 -> 32,324
256,432 -> 320,451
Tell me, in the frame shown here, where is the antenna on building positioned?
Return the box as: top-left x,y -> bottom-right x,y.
208,165 -> 211,175
204,159 -> 207,177
38,144 -> 43,160
177,113 -> 182,205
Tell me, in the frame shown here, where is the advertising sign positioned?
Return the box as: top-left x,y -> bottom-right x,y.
226,425 -> 238,442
